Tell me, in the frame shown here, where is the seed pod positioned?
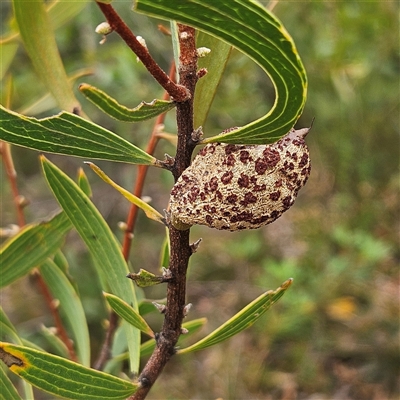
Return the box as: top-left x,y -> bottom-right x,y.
169,128 -> 311,231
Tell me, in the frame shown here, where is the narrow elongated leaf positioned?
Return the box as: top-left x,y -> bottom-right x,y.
79,83 -> 176,122
20,68 -> 94,116
40,325 -> 69,359
77,167 -> 92,198
0,366 -> 22,400
178,279 -> 292,354
13,0 -> 81,112
0,343 -> 138,399
0,105 -> 156,165
135,0 -> 307,144
85,162 -> 165,224
40,259 -> 91,367
41,157 -> 140,373
0,42 -> 18,80
104,293 -> 154,338
0,212 -> 71,288
194,32 -> 231,128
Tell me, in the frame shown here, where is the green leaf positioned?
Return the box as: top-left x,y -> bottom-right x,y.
0,342 -> 138,399
127,268 -> 166,288
39,325 -> 69,359
79,83 -> 176,122
0,212 -> 71,288
104,293 -> 154,338
85,162 -> 165,224
194,32 -> 231,128
12,0 -> 81,112
0,42 -> 19,81
159,230 -> 170,268
40,259 -> 91,367
140,317 -> 208,358
77,167 -> 92,198
19,68 -> 94,117
0,105 -> 157,165
0,309 -> 34,399
135,0 -> 307,145
41,157 -> 140,373
0,366 -> 22,400
178,279 -> 293,354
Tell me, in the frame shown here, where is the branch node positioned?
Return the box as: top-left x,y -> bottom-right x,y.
153,302 -> 167,314
183,303 -> 193,317
190,238 -> 202,254
191,126 -> 203,143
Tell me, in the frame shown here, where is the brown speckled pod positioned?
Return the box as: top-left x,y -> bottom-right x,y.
169,128 -> 311,231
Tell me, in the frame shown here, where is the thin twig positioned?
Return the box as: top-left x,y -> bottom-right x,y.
96,2 -> 189,102
0,142 -> 25,227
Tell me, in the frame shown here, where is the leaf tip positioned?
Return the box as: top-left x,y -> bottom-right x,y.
281,278 -> 293,290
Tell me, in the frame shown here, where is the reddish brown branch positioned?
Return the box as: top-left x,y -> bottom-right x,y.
0,142 -> 26,227
130,25 -> 198,400
96,2 -> 189,102
33,272 -> 78,362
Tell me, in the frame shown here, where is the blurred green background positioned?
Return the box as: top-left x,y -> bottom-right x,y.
1,1 -> 398,399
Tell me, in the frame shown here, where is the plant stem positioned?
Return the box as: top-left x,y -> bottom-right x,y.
130,25 -> 198,400
93,63 -> 176,371
96,2 -> 189,102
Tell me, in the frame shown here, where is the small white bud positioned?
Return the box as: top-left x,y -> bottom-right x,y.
136,36 -> 147,49
95,22 -> 112,35
95,22 -> 112,45
197,47 -> 211,58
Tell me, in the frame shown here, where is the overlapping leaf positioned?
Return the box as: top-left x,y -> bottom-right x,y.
104,293 -> 154,338
0,366 -> 22,400
135,0 -> 307,144
0,212 -> 71,288
12,0 -> 81,112
0,343 -> 138,400
79,83 -> 176,122
85,162 -> 164,224
178,279 -> 293,354
0,105 -> 156,165
40,259 -> 91,367
194,32 -> 231,128
41,157 -> 140,373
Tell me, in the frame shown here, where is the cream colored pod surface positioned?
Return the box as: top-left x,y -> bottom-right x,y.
169,128 -> 311,231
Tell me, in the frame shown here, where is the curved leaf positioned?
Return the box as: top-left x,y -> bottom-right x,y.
135,0 -> 307,144
40,259 -> 91,367
85,162 -> 165,224
177,279 -> 292,354
0,212 -> 71,288
0,105 -> 156,165
12,0 -> 81,112
40,157 -> 140,373
0,342 -> 138,400
79,83 -> 176,122
104,293 -> 154,338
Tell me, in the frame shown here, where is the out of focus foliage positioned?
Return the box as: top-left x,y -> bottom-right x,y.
1,1 -> 398,399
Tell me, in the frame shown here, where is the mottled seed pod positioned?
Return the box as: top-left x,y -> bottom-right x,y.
169,128 -> 311,231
